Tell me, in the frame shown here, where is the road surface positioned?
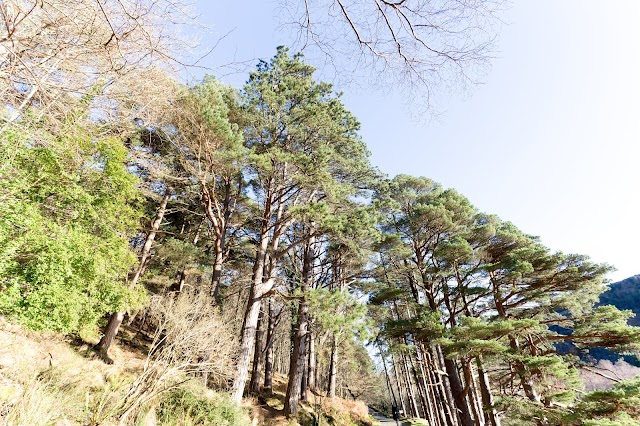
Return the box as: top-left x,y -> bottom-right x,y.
370,410 -> 400,425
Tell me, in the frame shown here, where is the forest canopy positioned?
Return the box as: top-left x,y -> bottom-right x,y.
0,2 -> 639,426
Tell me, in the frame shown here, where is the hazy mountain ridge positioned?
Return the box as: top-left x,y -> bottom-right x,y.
599,274 -> 640,326
585,274 -> 640,366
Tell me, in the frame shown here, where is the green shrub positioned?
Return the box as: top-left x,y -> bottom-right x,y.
0,122 -> 142,334
156,388 -> 251,426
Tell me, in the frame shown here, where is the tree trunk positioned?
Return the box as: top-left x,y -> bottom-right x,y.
307,329 -> 316,393
264,298 -> 276,393
328,333 -> 339,398
210,240 -> 224,303
231,228 -> 270,403
509,336 -> 541,403
423,346 -> 448,426
391,351 -> 407,417
301,347 -> 309,402
406,345 -> 428,419
465,361 -> 483,426
95,190 -> 170,362
283,236 -> 314,416
249,301 -> 266,393
433,345 -> 459,426
379,344 -> 398,409
283,293 -> 309,414
400,351 -> 419,418
444,357 -> 475,426
477,356 -> 501,426
416,344 -> 438,425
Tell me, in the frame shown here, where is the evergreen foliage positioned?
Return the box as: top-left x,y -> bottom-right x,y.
0,116 -> 142,334
0,38 -> 638,426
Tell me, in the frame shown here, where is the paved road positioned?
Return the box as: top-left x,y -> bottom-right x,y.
370,410 -> 400,425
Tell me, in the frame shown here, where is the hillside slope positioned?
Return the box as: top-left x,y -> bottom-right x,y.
599,274 -> 640,326
0,318 -> 373,426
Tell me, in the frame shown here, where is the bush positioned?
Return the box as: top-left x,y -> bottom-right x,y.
117,291 -> 238,421
0,124 -> 142,334
157,388 -> 251,426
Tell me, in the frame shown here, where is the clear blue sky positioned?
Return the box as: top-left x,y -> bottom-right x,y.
192,0 -> 639,282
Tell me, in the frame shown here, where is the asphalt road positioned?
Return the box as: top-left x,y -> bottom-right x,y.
370,410 -> 400,425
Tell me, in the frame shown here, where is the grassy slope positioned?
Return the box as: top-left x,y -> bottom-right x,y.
0,318 -> 374,426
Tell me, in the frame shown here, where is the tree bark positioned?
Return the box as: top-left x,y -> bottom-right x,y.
465,361 -> 483,426
416,344 -> 438,425
95,189 -> 170,362
405,342 -> 427,419
434,345 -> 459,426
307,329 -> 316,393
301,346 -> 309,402
476,356 -> 501,426
210,239 -> 225,303
422,345 -> 449,426
444,357 -> 475,426
509,336 -> 541,403
379,343 -> 398,409
284,235 -> 314,415
283,292 -> 309,415
400,351 -> 419,418
231,226 -> 270,402
263,298 -> 277,393
249,300 -> 266,393
391,351 -> 407,416
328,333 -> 339,398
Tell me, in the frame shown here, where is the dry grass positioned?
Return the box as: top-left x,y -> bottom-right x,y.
0,317 -> 144,425
0,314 -> 371,426
113,291 -> 239,422
0,302 -> 244,425
244,373 -> 374,426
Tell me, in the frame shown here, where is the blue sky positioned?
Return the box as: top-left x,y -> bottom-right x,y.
191,0 -> 639,282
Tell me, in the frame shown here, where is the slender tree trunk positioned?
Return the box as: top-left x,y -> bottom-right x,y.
477,356 -> 501,426
308,330 -> 316,393
95,190 -> 170,362
283,236 -> 314,416
401,351 -> 419,418
465,361 -> 483,426
423,347 -> 448,426
444,357 -> 475,426
406,344 -> 427,419
391,351 -> 407,417
416,344 -> 438,425
210,239 -> 225,303
96,312 -> 125,362
249,301 -> 266,393
264,298 -> 276,393
301,347 -> 309,402
509,336 -> 541,403
328,333 -> 339,398
231,227 -> 270,402
379,344 -> 398,409
167,219 -> 202,295
423,344 -> 452,426
434,345 -> 458,426
283,292 -> 309,414
202,177 -> 239,305
469,365 -> 486,426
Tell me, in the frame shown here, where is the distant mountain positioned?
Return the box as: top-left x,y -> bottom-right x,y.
586,274 -> 640,365
598,274 -> 640,326
553,274 -> 640,366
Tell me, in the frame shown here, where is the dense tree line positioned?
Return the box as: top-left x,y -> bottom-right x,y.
1,2 -> 640,425
369,176 -> 640,425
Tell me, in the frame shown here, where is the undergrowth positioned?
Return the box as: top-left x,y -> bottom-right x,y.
156,387 -> 251,426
